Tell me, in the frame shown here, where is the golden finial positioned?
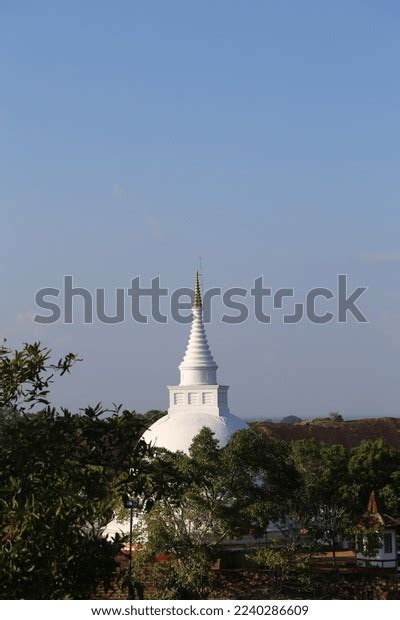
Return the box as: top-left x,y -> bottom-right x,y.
193,270 -> 202,308
367,490 -> 378,514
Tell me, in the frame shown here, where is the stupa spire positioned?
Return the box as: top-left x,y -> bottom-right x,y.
193,270 -> 202,308
178,271 -> 218,385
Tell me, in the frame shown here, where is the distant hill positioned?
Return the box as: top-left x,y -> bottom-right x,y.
251,417 -> 400,450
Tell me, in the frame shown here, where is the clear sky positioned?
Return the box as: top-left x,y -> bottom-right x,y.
1,1 -> 400,420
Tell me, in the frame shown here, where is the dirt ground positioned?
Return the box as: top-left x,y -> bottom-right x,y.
95,551 -> 400,600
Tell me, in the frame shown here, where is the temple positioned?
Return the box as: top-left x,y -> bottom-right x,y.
143,272 -> 248,453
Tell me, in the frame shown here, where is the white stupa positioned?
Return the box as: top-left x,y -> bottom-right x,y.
143,272 -> 248,453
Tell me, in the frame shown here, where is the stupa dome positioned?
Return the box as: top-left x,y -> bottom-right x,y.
143,408 -> 248,454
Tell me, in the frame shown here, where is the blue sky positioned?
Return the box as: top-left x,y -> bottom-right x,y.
1,1 -> 400,419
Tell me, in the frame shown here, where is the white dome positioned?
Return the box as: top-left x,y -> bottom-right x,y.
143,410 -> 248,454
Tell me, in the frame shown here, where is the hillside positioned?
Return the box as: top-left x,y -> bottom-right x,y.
252,417 -> 400,450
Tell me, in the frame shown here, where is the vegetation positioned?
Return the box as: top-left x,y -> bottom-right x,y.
135,428 -> 300,598
281,415 -> 302,424
329,411 -> 344,423
303,411 -> 344,424
135,432 -> 400,598
0,342 -> 154,599
1,341 -> 400,600
251,544 -> 315,598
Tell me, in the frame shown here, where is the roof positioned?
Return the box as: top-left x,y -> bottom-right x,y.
354,491 -> 400,530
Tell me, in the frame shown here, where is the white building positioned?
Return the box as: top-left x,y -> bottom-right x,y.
355,491 -> 399,569
143,271 -> 248,454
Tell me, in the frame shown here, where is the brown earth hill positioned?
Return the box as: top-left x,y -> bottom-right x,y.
251,417 -> 400,450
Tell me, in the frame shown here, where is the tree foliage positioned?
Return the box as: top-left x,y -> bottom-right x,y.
136,428 -> 301,598
329,411 -> 344,423
281,415 -> 302,424
0,342 -> 150,599
0,341 -> 78,414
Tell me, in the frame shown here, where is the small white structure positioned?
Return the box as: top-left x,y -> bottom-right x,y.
355,491 -> 399,569
143,272 -> 248,454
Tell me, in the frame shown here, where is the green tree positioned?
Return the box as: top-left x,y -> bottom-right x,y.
137,429 -> 255,598
290,439 -> 348,508
225,430 -> 301,525
329,411 -> 344,422
251,543 -> 315,598
137,428 -> 301,599
140,409 -> 167,427
347,439 -> 400,513
0,340 -> 78,414
0,342 -> 149,599
380,470 -> 400,515
281,415 -> 302,424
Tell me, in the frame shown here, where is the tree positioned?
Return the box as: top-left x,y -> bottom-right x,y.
281,415 -> 302,424
136,429 -> 255,598
380,470 -> 400,515
0,342 -> 149,599
287,438 -> 354,564
329,411 -> 344,423
251,542 -> 315,598
347,439 -> 400,513
136,428 -> 301,599
290,439 -> 348,508
226,430 -> 301,525
140,409 -> 167,428
0,340 -> 78,414
308,504 -> 347,570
